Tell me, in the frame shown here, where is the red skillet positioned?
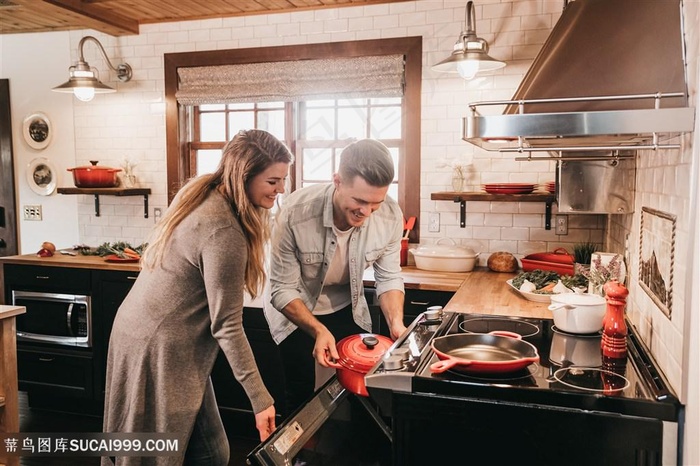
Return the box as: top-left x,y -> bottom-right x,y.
430,331 -> 539,374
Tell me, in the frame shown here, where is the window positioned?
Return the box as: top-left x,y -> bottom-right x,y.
165,37 -> 422,240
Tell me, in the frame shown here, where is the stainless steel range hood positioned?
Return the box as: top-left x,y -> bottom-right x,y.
463,0 -> 696,154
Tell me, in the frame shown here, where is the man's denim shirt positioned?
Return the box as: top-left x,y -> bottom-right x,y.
265,183 -> 405,344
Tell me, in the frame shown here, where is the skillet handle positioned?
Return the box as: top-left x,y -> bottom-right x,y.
430,358 -> 470,374
489,330 -> 522,340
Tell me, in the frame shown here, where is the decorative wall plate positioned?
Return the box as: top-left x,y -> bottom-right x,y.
22,112 -> 52,150
26,157 -> 58,196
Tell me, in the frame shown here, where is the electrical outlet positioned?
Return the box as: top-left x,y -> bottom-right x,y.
153,207 -> 163,222
23,205 -> 42,221
555,215 -> 568,235
428,212 -> 440,232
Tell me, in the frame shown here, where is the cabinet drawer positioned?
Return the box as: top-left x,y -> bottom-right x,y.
17,347 -> 93,398
404,289 -> 453,322
5,264 -> 91,294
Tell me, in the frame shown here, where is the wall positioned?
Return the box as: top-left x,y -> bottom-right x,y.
0,32 -> 80,253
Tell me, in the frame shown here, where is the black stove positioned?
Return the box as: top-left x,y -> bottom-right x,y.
365,311 -> 682,466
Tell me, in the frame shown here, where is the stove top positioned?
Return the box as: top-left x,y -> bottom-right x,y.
365,311 -> 680,422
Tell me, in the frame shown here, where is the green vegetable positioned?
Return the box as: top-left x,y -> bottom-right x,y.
512,269 -> 589,291
80,241 -> 147,259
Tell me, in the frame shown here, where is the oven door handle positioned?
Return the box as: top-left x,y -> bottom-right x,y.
66,302 -> 74,337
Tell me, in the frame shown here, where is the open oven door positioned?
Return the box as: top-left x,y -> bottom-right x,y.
247,376 -> 392,466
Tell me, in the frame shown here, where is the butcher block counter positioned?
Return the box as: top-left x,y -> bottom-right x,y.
2,256 -> 550,319
364,266 -> 550,320
0,253 -> 140,272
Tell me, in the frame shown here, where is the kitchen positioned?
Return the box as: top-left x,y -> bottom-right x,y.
0,0 -> 698,464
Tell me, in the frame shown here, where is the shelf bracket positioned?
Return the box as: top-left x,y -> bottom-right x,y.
90,194 -> 150,218
93,195 -> 101,217
545,200 -> 553,230
454,198 -> 466,228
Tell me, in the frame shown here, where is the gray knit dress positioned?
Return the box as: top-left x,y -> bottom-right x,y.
102,191 -> 273,465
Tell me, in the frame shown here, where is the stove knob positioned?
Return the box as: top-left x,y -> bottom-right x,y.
383,355 -> 405,371
392,347 -> 411,361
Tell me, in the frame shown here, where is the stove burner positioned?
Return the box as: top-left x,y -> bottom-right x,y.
447,362 -> 540,382
552,366 -> 630,393
551,325 -> 601,338
459,317 -> 540,338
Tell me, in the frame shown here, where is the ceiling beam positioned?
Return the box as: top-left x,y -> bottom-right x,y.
42,0 -> 139,35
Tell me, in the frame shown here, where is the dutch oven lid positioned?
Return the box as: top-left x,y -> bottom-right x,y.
412,238 -> 477,259
336,333 -> 393,373
68,160 -> 121,172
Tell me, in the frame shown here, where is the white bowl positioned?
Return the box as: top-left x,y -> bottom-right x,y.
409,239 -> 479,272
548,293 -> 606,334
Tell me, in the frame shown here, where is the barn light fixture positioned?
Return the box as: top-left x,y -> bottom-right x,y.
432,1 -> 506,80
52,36 -> 132,102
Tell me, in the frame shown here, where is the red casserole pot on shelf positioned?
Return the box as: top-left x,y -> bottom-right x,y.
521,247 -> 575,275
332,333 -> 393,397
67,160 -> 122,188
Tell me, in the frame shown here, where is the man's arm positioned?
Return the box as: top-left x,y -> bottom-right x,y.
279,298 -> 340,367
378,289 -> 406,340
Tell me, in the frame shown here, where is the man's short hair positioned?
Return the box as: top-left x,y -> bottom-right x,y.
338,139 -> 394,187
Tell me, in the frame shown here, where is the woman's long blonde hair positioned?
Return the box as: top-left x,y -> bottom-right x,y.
141,129 -> 292,298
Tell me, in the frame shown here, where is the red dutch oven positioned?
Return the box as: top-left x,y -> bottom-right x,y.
333,333 -> 393,397
67,160 -> 122,188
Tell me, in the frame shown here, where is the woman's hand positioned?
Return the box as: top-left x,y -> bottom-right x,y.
255,405 -> 276,441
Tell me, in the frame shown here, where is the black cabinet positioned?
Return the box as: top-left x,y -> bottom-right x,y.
91,269 -> 139,399
4,264 -> 96,406
211,306 -> 286,438
367,287 -> 453,334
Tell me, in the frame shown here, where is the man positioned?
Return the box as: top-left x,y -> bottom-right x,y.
265,139 -> 406,414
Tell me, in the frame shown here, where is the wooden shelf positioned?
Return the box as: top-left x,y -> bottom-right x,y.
57,187 -> 151,218
430,191 -> 557,229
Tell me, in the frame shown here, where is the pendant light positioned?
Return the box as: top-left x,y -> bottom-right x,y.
432,1 -> 506,80
52,36 -> 132,102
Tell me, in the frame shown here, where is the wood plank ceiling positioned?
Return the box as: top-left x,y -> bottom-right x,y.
0,0 -> 412,36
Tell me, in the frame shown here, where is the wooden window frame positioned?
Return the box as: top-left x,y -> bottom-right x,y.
164,36 -> 422,241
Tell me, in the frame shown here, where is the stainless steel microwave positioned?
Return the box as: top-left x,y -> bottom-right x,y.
11,290 -> 92,347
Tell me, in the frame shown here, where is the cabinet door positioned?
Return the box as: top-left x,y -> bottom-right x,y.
17,345 -> 93,398
211,307 -> 286,438
92,270 -> 138,399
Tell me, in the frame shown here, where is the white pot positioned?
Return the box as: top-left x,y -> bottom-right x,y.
548,293 -> 606,334
409,238 -> 479,272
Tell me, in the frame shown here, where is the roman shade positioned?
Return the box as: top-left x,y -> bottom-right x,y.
175,54 -> 405,105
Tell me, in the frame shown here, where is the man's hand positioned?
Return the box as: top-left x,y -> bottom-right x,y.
255,405 -> 276,441
388,321 -> 407,341
313,326 -> 340,367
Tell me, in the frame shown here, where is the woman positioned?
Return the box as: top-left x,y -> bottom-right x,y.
102,129 -> 293,466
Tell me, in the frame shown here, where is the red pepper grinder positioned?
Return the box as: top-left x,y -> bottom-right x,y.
601,279 -> 629,359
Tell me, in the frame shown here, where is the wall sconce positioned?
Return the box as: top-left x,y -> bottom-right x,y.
432,1 -> 506,80
52,36 -> 132,102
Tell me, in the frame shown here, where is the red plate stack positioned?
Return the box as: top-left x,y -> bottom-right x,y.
483,183 -> 535,194
545,181 -> 556,193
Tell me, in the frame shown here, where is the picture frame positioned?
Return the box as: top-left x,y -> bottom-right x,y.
26,157 -> 58,196
22,112 -> 52,150
639,206 -> 676,319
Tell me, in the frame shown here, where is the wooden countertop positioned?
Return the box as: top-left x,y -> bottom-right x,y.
365,266 -> 551,320
0,305 -> 26,320
3,257 -> 550,319
0,253 -> 141,272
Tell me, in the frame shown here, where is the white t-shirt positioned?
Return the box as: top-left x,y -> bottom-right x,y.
314,224 -> 353,315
